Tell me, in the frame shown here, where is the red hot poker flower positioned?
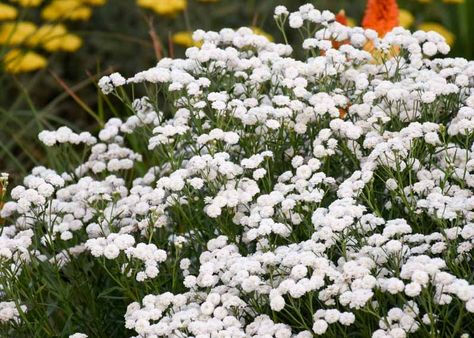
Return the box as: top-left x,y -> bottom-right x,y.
362,0 -> 399,37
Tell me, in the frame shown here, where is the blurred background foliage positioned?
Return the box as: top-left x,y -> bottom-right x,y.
0,0 -> 473,185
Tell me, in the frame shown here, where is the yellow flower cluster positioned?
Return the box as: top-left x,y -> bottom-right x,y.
136,0 -> 220,16
418,0 -> 464,3
0,0 -> 106,73
137,0 -> 187,16
0,4 -> 18,20
10,0 -> 43,7
0,22 -> 82,51
42,0 -> 106,21
399,9 -> 415,28
3,48 -> 46,73
0,22 -> 37,45
32,24 -> 82,52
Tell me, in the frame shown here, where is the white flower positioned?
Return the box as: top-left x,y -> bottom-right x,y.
270,292 -> 285,311
466,299 -> 474,313
289,13 -> 304,28
274,5 -> 289,16
422,42 -> 438,56
385,278 -> 405,294
421,91 -> 436,104
253,168 -> 267,180
69,334 -> 88,338
206,204 -> 222,218
339,312 -> 355,326
312,319 -> 328,335
324,309 -> 340,324
103,244 -> 120,260
38,131 -> 57,146
405,282 -> 422,297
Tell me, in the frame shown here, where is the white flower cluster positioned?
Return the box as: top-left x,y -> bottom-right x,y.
98,72 -> 126,94
0,228 -> 33,263
1,3 -> 474,337
38,126 -> 96,147
86,234 -> 167,282
0,302 -> 26,324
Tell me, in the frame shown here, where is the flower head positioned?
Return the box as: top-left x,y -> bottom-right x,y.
42,0 -> 93,21
399,8 -> 414,28
362,0 -> 399,36
10,0 -> 43,7
137,0 -> 187,16
0,22 -> 37,45
3,48 -> 47,73
0,4 -> 18,20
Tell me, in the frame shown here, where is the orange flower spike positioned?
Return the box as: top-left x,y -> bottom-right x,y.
362,0 -> 399,37
335,9 -> 348,26
336,9 -> 347,26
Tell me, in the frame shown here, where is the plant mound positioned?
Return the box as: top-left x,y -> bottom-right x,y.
1,4 -> 474,337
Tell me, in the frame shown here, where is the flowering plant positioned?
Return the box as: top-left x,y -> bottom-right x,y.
1,3 -> 474,337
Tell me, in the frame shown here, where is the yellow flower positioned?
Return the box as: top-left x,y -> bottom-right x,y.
80,0 -> 107,5
44,33 -> 82,52
137,0 -> 187,16
251,27 -> 273,42
9,0 -> 43,7
28,24 -> 82,52
399,9 -> 414,28
418,0 -> 463,3
0,4 -> 18,20
418,22 -> 455,46
3,48 -> 47,73
42,1 -> 92,21
28,24 -> 67,45
0,21 -> 37,45
172,31 -> 202,47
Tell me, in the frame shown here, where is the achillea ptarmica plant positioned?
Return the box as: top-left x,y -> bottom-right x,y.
1,3 -> 474,337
